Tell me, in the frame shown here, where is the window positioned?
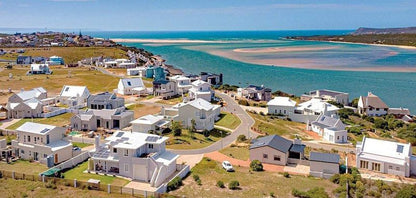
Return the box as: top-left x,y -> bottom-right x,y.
372,163 -> 381,172
127,81 -> 131,86
389,165 -> 393,169
124,164 -> 129,172
124,149 -> 129,156
148,144 -> 154,149
28,136 -> 31,142
360,161 -> 369,169
284,110 -> 286,114
24,135 -> 26,142
396,167 -> 400,171
113,148 -> 117,153
21,150 -> 24,154
274,155 -> 281,161
376,108 -> 379,111
44,154 -> 47,158
263,154 -> 268,159
397,145 -> 404,153
337,136 -> 340,140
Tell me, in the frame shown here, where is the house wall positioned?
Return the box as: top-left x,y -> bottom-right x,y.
7,103 -> 43,119
323,129 -> 347,143
175,105 -> 216,131
132,123 -> 154,133
289,114 -> 319,123
334,94 -> 349,105
356,156 -> 409,177
249,146 -> 288,166
365,108 -> 388,117
267,105 -> 294,116
310,161 -> 339,175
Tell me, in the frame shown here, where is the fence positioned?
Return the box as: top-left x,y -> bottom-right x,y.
0,169 -> 159,198
0,129 -> 17,136
41,151 -> 91,175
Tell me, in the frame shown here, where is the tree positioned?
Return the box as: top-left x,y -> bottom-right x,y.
171,121 -> 182,136
338,108 -> 355,120
351,98 -> 359,108
237,134 -> 247,142
189,119 -> 196,139
250,160 -> 263,171
228,180 -> 240,190
374,118 -> 388,129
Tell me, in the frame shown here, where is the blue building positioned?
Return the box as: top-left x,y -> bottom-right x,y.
47,56 -> 65,65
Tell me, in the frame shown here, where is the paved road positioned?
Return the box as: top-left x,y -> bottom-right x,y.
170,91 -> 257,155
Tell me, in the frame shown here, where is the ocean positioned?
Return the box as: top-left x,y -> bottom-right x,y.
87,30 -> 416,113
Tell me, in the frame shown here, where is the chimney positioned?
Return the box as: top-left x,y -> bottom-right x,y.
20,88 -> 24,92
94,135 -> 100,150
316,90 -> 320,97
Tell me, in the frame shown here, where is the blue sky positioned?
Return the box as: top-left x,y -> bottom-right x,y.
0,0 -> 414,31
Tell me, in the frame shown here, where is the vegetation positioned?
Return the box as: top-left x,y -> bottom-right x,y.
249,160 -> 263,171
155,95 -> 183,105
292,187 -> 329,198
165,128 -> 229,150
219,145 -> 249,161
228,180 -> 240,190
62,161 -> 128,186
283,172 -> 290,178
0,160 -> 48,175
167,176 -> 182,192
171,121 -> 182,136
72,142 -> 92,148
236,134 -> 247,142
215,112 -> 241,130
6,113 -> 73,130
217,180 -> 225,188
217,84 -> 239,92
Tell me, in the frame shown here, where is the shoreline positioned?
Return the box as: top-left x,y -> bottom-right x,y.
286,38 -> 416,50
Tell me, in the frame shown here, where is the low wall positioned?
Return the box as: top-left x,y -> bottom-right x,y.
156,164 -> 190,193
41,151 -> 90,175
68,136 -> 96,144
309,171 -> 335,179
289,114 -> 319,123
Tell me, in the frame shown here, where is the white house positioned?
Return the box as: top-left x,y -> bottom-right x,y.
358,92 -> 389,116
165,98 -> 221,131
59,85 -> 90,107
356,137 -> 415,177
303,89 -> 349,106
6,87 -> 47,119
267,97 -> 297,116
91,131 -> 180,188
169,75 -> 192,95
11,122 -> 73,166
28,64 -> 51,75
117,78 -> 145,95
188,80 -> 213,102
127,67 -> 147,77
130,115 -> 169,133
308,115 -> 347,143
295,98 -> 339,116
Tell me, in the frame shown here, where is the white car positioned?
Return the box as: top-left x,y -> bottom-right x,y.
222,161 -> 234,172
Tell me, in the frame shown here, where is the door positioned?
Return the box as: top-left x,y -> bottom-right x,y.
34,152 -> 38,161
133,164 -> 147,181
54,153 -> 58,164
97,119 -> 101,127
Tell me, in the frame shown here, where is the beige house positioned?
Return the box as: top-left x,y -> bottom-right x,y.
249,135 -> 305,166
12,122 -> 72,166
71,108 -> 134,131
6,87 -> 47,119
309,152 -> 340,178
358,92 -> 389,116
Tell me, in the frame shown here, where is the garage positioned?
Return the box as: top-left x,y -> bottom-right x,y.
133,164 -> 147,181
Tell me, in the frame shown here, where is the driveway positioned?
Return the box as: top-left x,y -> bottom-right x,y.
170,91 -> 257,155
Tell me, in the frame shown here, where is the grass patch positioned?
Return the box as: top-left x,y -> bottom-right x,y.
0,67 -> 120,94
215,112 -> 241,130
156,96 -> 183,105
219,146 -> 249,161
170,157 -> 337,197
125,103 -> 161,119
0,160 -> 48,175
0,178 -> 131,198
62,161 -> 129,186
166,128 -> 229,150
72,142 -> 92,148
6,113 -> 73,130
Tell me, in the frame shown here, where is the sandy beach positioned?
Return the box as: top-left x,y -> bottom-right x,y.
233,46 -> 338,53
286,39 -> 416,50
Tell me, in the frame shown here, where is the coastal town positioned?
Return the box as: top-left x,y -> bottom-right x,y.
0,30 -> 416,198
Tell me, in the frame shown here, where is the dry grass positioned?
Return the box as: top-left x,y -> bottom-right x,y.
125,103 -> 161,119
215,112 -> 241,130
0,67 -> 119,94
0,160 -> 48,175
165,128 -> 229,150
219,146 -> 249,161
6,113 -> 73,130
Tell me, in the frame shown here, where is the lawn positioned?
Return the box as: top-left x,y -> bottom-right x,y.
0,160 -> 48,175
249,112 -> 311,140
125,103 -> 161,119
72,142 -> 93,148
219,146 -> 249,161
0,47 -> 127,64
156,96 -> 183,105
6,113 -> 73,130
165,128 -> 230,150
0,179 -> 132,198
0,67 -> 120,94
62,161 -> 129,186
215,112 -> 241,130
169,157 -> 338,198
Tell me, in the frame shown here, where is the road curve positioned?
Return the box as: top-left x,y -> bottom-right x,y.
170,91 -> 257,155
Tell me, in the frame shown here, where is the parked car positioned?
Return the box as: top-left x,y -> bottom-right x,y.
222,161 -> 234,172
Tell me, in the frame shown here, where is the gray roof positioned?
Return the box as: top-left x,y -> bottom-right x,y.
89,92 -> 120,103
290,144 -> 305,153
310,152 -> 340,164
250,135 -> 293,153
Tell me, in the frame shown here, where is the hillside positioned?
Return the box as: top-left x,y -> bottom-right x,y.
352,27 -> 416,35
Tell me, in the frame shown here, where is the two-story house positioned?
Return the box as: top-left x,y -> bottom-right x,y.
71,108 -> 134,131
12,122 -> 72,166
188,80 -> 214,102
6,87 -> 47,119
237,85 -> 272,101
87,92 -> 125,110
308,114 -> 348,143
28,64 -> 52,75
199,72 -> 223,87
91,131 -> 179,188
59,85 -> 90,107
153,80 -> 177,99
302,89 -> 349,106
169,75 -> 192,95
358,92 -> 389,116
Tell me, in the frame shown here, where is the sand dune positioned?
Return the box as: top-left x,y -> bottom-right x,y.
233,46 -> 339,53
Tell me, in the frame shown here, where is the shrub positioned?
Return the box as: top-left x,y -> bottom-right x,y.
250,160 -> 263,171
329,174 -> 341,184
283,172 -> 290,178
167,176 -> 182,192
237,135 -> 247,142
192,174 -> 200,181
270,192 -> 275,197
259,111 -> 265,116
45,180 -> 57,189
228,180 -> 240,190
238,100 -> 249,106
217,180 -> 225,188
292,187 -> 329,198
203,130 -> 210,137
396,185 -> 416,198
196,179 -> 202,185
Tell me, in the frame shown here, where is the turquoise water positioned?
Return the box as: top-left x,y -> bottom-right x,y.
88,31 -> 416,113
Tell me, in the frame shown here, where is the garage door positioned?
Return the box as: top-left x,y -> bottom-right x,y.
133,164 -> 147,181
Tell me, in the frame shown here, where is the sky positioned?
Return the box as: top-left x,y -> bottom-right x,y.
0,0 -> 414,31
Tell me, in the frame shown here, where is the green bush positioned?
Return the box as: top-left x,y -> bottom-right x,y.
237,135 -> 247,142
228,180 -> 240,190
196,179 -> 202,185
238,100 -> 249,106
292,187 -> 329,198
396,185 -> 416,198
283,172 -> 290,178
250,160 -> 263,171
203,130 -> 210,137
167,176 -> 182,192
217,180 -> 225,188
329,174 -> 341,184
45,180 -> 57,189
192,174 -> 200,181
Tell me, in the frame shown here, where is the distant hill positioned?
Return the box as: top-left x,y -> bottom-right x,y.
352,27 -> 416,35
